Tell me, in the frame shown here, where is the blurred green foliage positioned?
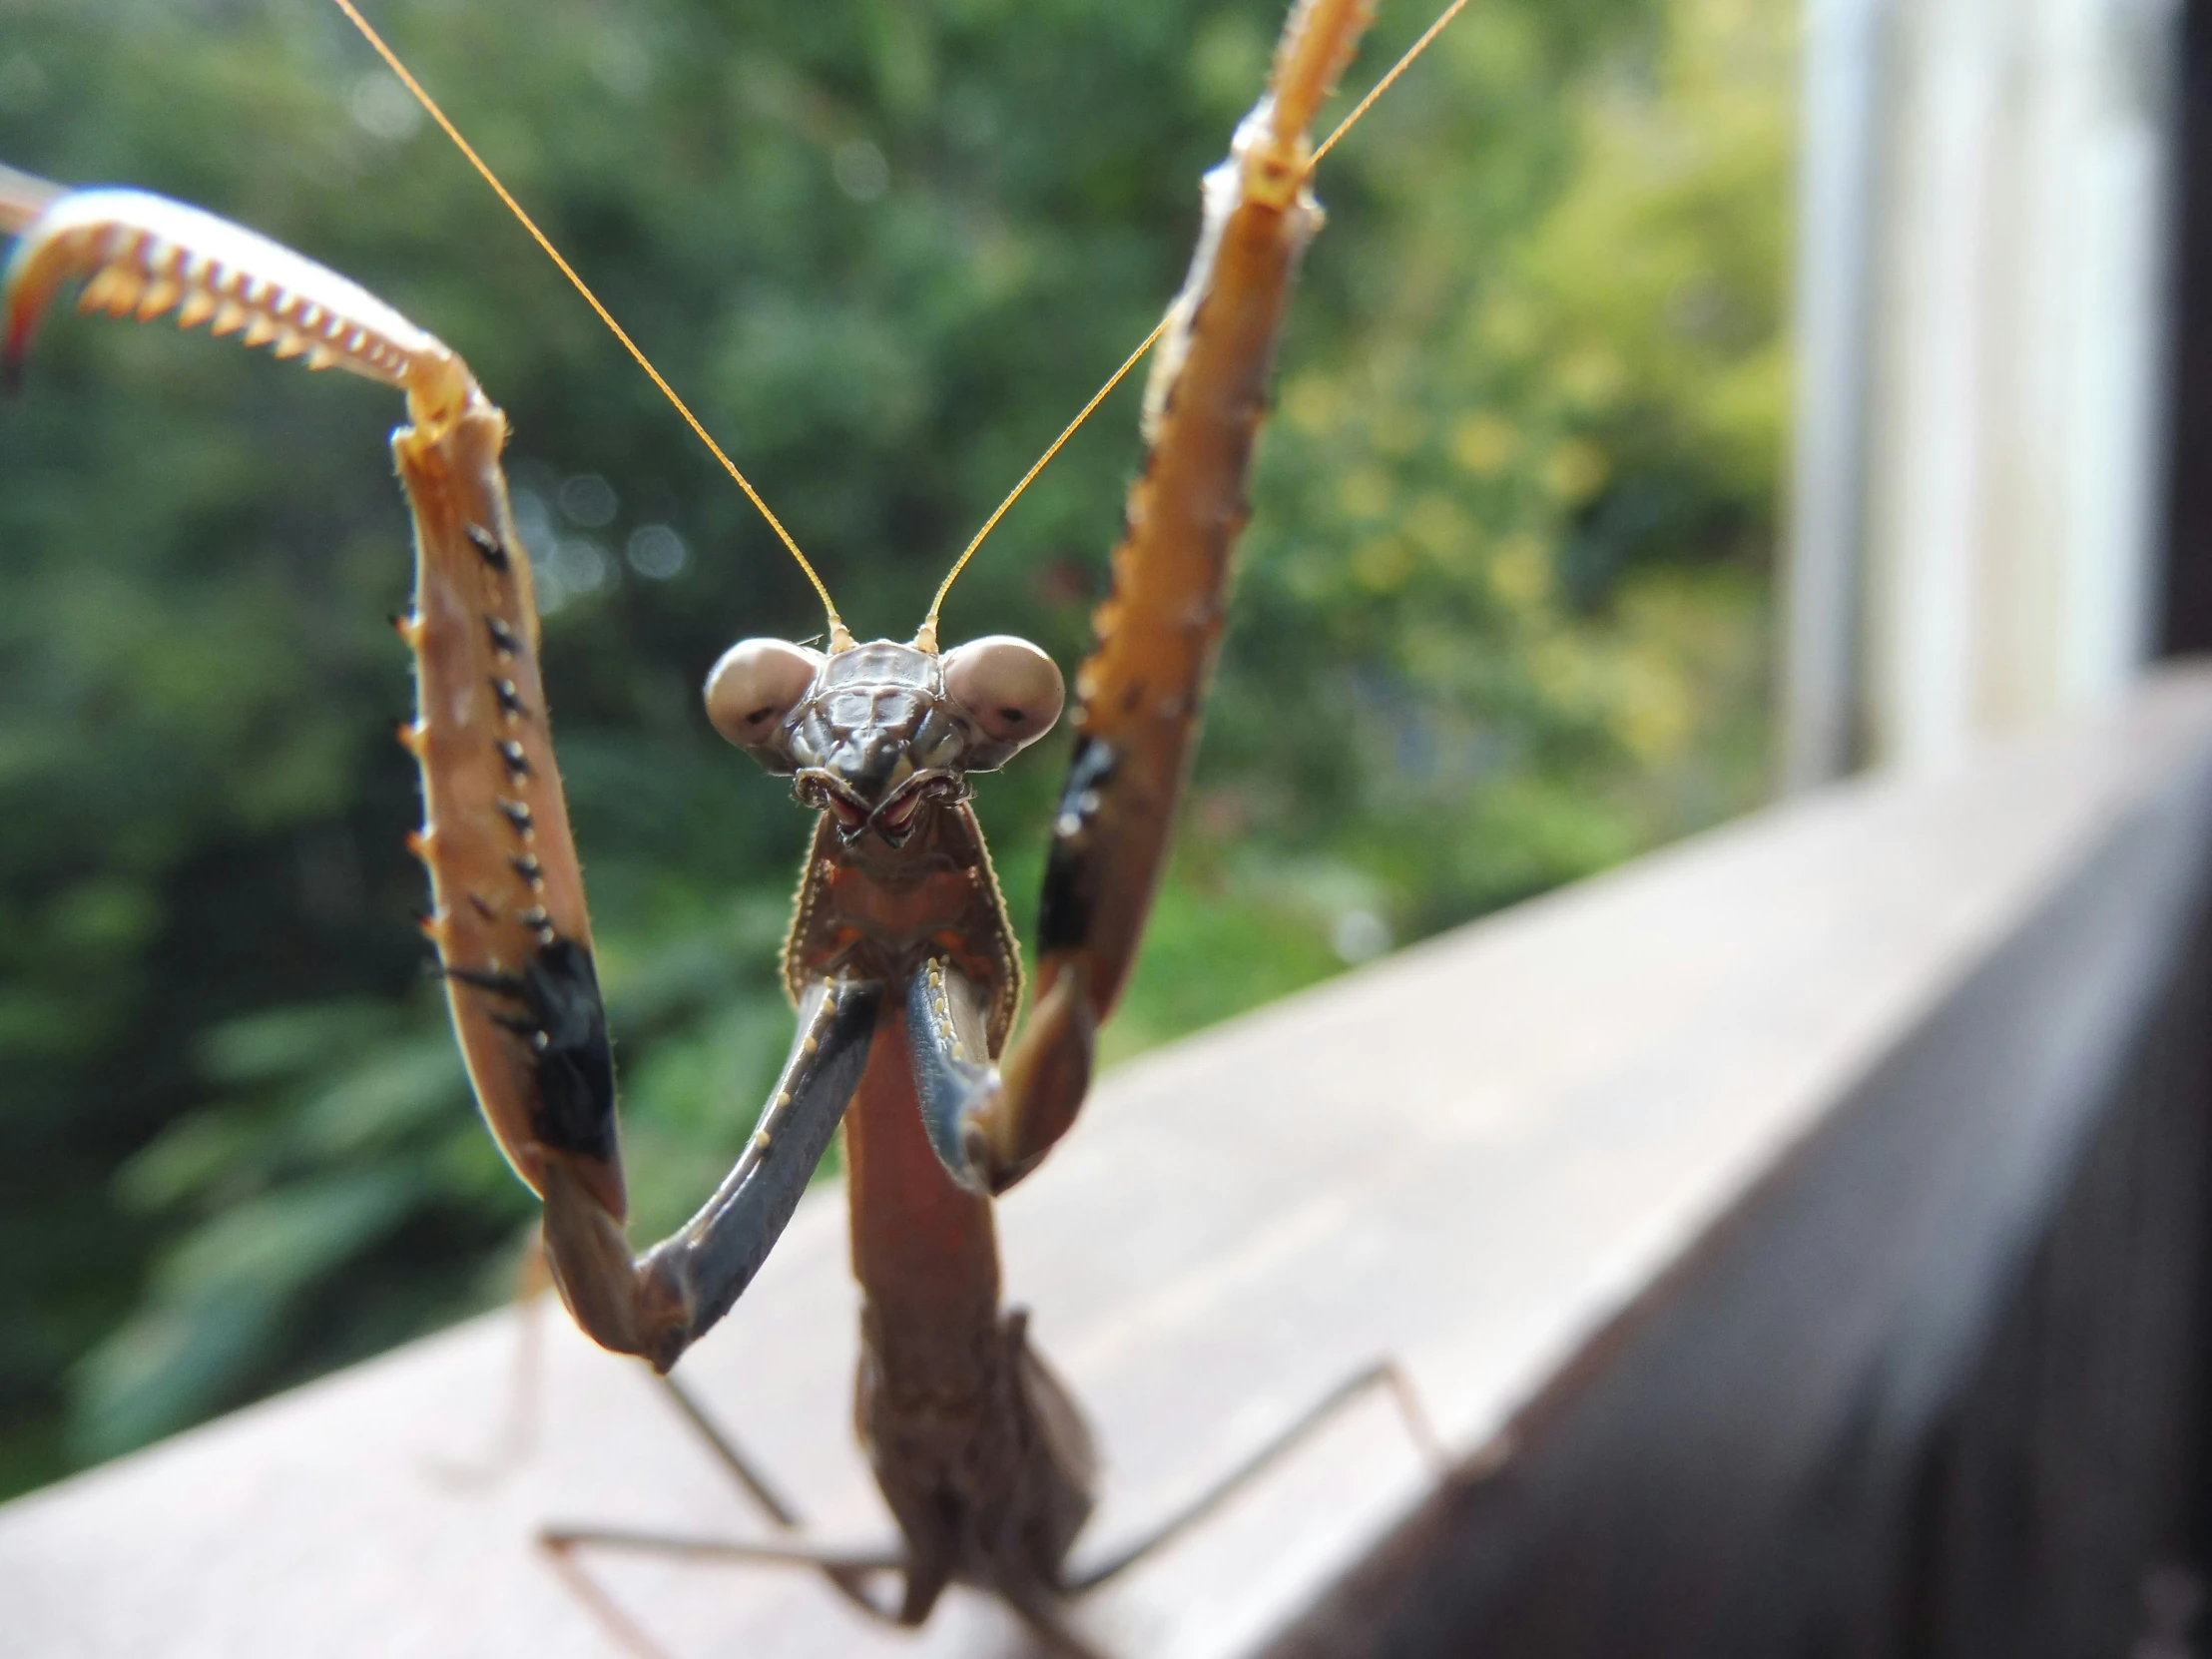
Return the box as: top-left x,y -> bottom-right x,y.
0,0 -> 1791,1496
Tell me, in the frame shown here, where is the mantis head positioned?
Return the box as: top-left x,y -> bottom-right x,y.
705,636 -> 1063,846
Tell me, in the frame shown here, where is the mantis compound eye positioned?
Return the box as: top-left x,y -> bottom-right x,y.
705,638 -> 825,755
941,635 -> 1064,753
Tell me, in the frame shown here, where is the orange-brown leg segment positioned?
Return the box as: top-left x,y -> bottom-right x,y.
2,186 -> 881,1372
908,0 -> 1380,1196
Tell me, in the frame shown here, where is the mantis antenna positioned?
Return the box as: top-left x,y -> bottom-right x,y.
331,0 -> 1469,655
913,0 -> 1476,649
912,314 -> 1171,655
325,0 -> 854,652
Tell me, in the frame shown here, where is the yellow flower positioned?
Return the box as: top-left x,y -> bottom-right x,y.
1407,494 -> 1476,563
1544,437 -> 1611,503
1354,536 -> 1415,594
1283,373 -> 1341,436
1451,412 -> 1519,476
1337,466 -> 1395,520
1489,534 -> 1551,606
1557,345 -> 1627,409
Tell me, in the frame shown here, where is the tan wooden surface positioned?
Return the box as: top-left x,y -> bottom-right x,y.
7,668 -> 2210,1659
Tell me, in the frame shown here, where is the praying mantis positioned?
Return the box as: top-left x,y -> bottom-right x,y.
2,0 -> 1470,1649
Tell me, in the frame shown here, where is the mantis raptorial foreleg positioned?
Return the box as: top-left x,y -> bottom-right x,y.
2,190 -> 879,1374
892,0 -> 1379,1199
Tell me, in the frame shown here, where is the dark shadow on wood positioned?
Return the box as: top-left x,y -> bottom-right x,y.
1266,747 -> 2212,1659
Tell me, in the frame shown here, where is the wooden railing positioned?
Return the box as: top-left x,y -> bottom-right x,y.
5,667 -> 2210,1659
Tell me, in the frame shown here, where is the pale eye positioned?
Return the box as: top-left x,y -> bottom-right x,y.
941,635 -> 1065,749
704,639 -> 824,749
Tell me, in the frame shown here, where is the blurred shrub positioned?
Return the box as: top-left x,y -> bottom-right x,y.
0,0 -> 1790,1492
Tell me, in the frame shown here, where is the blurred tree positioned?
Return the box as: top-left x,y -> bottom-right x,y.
0,0 -> 1790,1494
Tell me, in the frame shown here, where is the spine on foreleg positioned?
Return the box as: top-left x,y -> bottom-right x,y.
391,393 -> 626,1228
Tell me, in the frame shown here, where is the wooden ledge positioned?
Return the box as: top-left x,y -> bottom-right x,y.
8,668 -> 2212,1658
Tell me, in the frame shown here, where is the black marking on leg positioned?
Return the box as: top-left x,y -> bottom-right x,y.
498,739 -> 533,780
464,522 -> 510,570
516,937 -> 618,1163
485,616 -> 522,658
1038,737 -> 1116,953
493,678 -> 530,720
491,1011 -> 550,1050
511,853 -> 545,887
468,892 -> 499,922
497,798 -> 535,834
449,964 -> 529,998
